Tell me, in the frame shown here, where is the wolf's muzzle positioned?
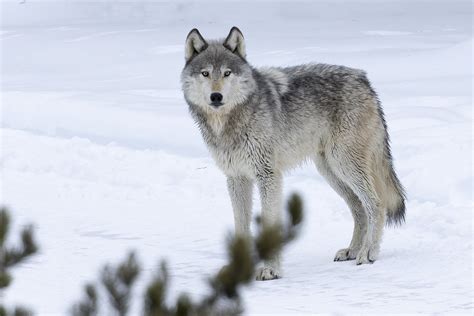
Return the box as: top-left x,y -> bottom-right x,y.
210,93 -> 223,107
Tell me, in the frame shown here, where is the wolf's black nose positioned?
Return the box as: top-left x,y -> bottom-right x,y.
210,93 -> 223,103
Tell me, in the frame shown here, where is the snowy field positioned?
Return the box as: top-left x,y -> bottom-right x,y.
1,0 -> 472,314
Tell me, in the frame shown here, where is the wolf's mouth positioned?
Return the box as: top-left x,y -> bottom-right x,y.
210,102 -> 224,107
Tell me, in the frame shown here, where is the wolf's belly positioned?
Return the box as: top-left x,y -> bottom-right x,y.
273,130 -> 323,171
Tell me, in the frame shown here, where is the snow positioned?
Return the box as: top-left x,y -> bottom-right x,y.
1,0 -> 472,314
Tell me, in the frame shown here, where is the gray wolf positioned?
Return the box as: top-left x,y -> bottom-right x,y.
181,27 -> 406,280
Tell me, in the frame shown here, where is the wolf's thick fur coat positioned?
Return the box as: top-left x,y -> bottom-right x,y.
181,27 -> 406,280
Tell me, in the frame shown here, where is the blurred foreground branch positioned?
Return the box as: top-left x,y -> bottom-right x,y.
72,193 -> 304,316
0,207 -> 39,316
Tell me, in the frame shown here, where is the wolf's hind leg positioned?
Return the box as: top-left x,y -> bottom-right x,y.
326,147 -> 385,265
313,153 -> 367,261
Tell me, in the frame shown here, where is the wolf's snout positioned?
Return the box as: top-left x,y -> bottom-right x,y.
210,92 -> 223,105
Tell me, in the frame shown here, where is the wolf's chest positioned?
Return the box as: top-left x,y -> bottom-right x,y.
208,139 -> 255,177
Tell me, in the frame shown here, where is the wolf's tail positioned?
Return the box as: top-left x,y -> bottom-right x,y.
374,106 -> 406,226
383,156 -> 406,226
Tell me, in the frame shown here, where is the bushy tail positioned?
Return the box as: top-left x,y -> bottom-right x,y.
377,131 -> 406,226
373,104 -> 406,226
384,161 -> 406,226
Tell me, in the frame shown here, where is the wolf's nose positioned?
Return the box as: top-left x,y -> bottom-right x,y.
210,93 -> 223,103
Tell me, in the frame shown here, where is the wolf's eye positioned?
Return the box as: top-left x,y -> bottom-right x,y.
201,71 -> 209,77
224,70 -> 232,77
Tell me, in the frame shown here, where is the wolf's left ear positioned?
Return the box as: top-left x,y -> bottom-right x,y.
185,28 -> 208,62
224,27 -> 246,59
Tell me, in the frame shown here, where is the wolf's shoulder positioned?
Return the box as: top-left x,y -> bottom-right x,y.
256,66 -> 290,96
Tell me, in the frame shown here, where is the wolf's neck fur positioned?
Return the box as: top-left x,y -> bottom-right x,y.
190,105 -> 232,143
206,111 -> 229,135
189,94 -> 255,144
199,100 -> 249,137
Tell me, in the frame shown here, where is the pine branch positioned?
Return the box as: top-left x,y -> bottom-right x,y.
101,252 -> 140,316
143,261 -> 169,316
0,208 -> 38,316
71,194 -> 304,316
0,208 -> 10,248
3,225 -> 38,269
71,284 -> 98,316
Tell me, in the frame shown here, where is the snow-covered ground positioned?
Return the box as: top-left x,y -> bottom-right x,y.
1,0 -> 472,314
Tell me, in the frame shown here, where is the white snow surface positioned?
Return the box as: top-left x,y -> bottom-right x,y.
1,0 -> 472,315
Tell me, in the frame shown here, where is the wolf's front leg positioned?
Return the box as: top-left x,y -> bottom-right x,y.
255,171 -> 283,280
227,176 -> 253,236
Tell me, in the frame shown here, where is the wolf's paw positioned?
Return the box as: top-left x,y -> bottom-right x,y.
255,267 -> 281,281
334,248 -> 358,261
355,247 -> 377,265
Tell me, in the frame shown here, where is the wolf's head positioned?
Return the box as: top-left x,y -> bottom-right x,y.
181,27 -> 256,114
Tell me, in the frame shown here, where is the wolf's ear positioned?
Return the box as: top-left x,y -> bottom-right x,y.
224,26 -> 246,59
185,28 -> 207,62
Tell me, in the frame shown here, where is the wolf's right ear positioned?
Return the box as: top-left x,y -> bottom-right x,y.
185,28 -> 207,62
